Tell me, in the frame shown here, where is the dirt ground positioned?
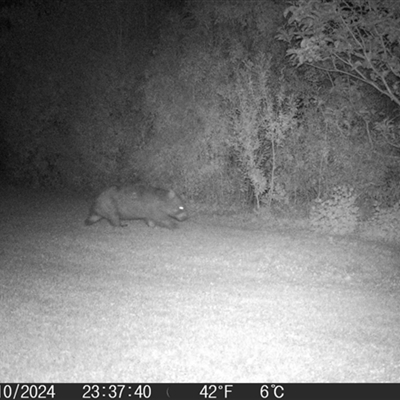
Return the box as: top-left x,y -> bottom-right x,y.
0,185 -> 399,383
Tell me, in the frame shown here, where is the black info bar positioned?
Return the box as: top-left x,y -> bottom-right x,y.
0,383 -> 398,400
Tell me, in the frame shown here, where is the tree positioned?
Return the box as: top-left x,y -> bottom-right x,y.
277,0 -> 400,107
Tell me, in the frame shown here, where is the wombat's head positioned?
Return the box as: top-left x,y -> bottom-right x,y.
165,189 -> 188,222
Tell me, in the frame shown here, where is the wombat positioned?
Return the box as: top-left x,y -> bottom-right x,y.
85,184 -> 188,229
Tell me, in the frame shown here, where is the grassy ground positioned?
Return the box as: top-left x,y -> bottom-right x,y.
0,185 -> 399,382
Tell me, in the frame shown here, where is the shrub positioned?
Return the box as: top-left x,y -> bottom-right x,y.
310,185 -> 359,234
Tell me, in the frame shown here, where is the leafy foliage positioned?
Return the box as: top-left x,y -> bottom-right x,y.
2,0 -> 400,227
277,0 -> 400,106
218,53 -> 297,208
139,0 -> 287,205
310,185 -> 359,234
360,201 -> 400,242
277,0 -> 400,226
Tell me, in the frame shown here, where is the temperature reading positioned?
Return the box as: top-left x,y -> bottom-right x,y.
199,385 -> 233,399
260,384 -> 285,399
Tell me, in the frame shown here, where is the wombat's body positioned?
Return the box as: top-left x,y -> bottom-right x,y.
85,184 -> 188,229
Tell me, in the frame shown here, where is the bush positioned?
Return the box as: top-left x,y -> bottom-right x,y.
360,202 -> 400,243
310,185 -> 359,234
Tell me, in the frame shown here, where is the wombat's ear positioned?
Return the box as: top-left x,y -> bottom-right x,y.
168,189 -> 176,199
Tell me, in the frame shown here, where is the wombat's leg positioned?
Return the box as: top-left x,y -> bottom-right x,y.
108,212 -> 122,227
156,219 -> 178,229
